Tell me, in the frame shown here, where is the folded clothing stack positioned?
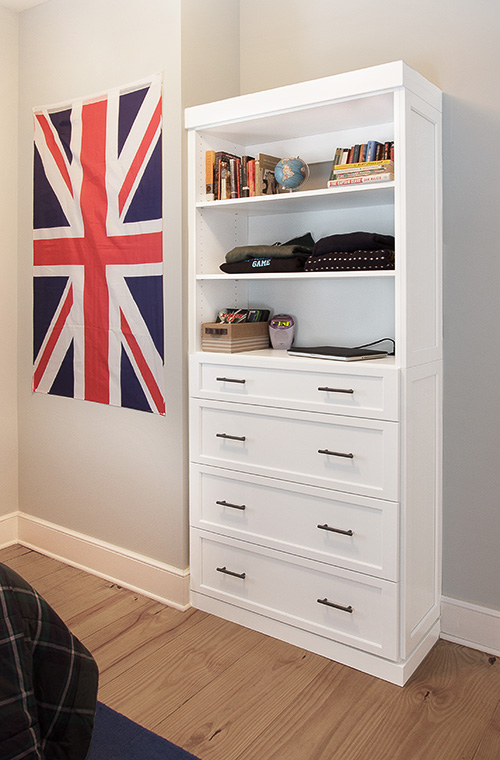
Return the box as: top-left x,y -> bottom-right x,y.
304,231 -> 395,272
220,232 -> 314,273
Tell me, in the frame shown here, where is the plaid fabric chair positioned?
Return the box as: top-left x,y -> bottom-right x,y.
0,561 -> 98,760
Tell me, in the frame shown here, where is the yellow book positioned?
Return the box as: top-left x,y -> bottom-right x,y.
205,150 -> 215,201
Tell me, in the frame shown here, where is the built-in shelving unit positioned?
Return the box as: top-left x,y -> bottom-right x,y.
185,61 -> 442,685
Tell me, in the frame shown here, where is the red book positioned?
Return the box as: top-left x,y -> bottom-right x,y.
247,159 -> 256,196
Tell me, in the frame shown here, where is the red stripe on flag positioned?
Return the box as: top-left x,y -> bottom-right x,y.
118,99 -> 161,216
36,114 -> 73,197
80,98 -> 110,405
120,309 -> 165,415
33,284 -> 74,391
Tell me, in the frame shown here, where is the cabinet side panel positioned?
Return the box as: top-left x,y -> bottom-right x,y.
398,93 -> 442,367
401,363 -> 442,657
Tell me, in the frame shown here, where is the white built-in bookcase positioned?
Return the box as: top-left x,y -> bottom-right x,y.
185,61 -> 442,685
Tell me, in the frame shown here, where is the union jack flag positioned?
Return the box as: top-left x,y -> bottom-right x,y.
33,75 -> 165,414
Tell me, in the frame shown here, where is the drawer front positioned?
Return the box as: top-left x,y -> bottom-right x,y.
190,356 -> 399,421
191,531 -> 399,660
190,399 -> 399,501
191,465 -> 398,580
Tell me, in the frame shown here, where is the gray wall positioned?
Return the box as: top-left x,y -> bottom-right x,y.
239,0 -> 500,612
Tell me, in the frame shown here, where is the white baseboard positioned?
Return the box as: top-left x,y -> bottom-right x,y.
0,511 -> 19,547
2,512 -> 190,611
441,596 -> 500,657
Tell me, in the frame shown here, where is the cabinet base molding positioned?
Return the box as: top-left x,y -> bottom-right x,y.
191,590 -> 440,686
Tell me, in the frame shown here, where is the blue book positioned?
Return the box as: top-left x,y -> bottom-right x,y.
366,141 -> 381,162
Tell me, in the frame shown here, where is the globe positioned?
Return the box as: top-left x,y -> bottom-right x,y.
274,156 -> 310,190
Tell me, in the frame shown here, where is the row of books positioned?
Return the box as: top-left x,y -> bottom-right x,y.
206,151 -> 281,201
327,141 -> 395,188
205,140 -> 395,199
331,140 -> 394,169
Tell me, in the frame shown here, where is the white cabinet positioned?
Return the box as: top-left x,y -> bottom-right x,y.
185,61 -> 442,685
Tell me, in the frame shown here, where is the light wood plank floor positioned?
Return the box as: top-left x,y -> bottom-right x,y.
1,544 -> 499,760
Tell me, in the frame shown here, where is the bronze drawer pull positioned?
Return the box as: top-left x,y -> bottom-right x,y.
317,386 -> 354,394
216,377 -> 246,384
317,597 -> 353,613
216,566 -> 246,580
318,448 -> 354,459
216,500 -> 246,511
216,433 -> 246,442
317,523 -> 354,536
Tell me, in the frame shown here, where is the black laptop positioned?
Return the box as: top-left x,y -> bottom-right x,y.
287,345 -> 388,361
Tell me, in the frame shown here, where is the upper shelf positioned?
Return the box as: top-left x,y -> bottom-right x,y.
185,61 -> 442,141
195,182 -> 395,215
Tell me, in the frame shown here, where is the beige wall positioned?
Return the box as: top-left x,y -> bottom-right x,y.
18,0 -> 179,569
15,0 -> 240,570
181,0 -> 239,110
239,0 -> 500,612
0,7 -> 19,516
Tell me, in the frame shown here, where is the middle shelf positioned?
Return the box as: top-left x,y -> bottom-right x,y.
196,270 -> 396,281
195,182 -> 395,215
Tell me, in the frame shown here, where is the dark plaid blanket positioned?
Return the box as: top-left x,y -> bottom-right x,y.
0,562 -> 98,759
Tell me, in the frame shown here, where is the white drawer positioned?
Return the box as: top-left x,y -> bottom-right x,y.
191,530 -> 399,660
190,355 -> 399,421
191,465 -> 399,580
190,399 -> 399,501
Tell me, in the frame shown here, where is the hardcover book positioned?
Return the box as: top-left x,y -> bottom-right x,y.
327,173 -> 393,187
254,153 -> 280,195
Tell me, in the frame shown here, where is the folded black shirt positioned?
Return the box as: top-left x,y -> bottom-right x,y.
220,255 -> 308,274
312,231 -> 395,257
305,249 -> 394,272
225,244 -> 311,264
224,232 -> 315,264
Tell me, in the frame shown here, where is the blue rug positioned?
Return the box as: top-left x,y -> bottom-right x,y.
87,702 -> 201,760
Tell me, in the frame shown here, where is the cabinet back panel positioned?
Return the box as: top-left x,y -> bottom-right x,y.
248,205 -> 394,250
248,276 -> 395,348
